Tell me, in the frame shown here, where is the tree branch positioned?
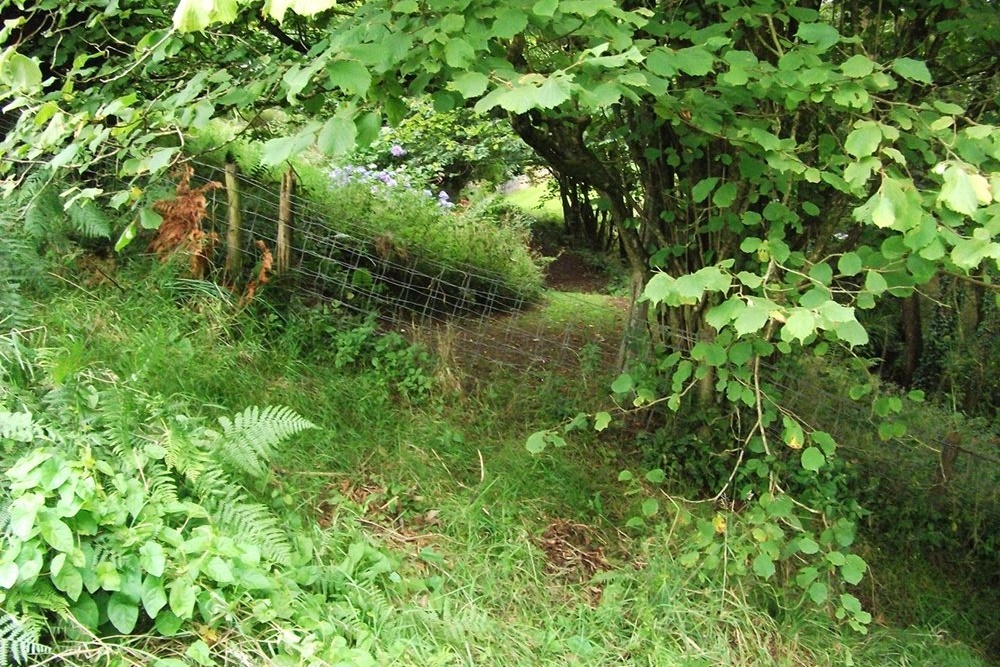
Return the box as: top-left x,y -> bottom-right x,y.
256,15 -> 310,54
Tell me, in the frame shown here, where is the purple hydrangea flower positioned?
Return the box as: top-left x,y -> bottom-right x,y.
390,144 -> 407,157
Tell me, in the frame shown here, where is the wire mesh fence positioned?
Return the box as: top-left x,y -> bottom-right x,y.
184,159 -> 632,375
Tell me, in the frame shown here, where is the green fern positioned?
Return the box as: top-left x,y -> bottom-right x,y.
19,173 -> 64,243
17,170 -> 110,241
144,460 -> 180,507
208,486 -> 294,565
65,200 -> 112,239
159,406 -> 314,566
162,424 -> 213,483
0,612 -> 49,666
215,406 -> 316,479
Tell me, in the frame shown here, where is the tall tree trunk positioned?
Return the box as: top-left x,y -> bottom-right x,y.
900,293 -> 923,387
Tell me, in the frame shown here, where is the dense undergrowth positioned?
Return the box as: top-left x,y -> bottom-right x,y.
181,122 -> 544,311
0,252 -> 993,666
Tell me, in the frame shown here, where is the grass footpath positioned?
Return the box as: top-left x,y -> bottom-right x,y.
13,264 -> 993,667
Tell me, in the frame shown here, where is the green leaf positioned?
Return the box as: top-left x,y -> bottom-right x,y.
611,373 -> 634,394
675,47 -> 714,76
618,470 -> 633,482
108,592 -> 140,633
864,270 -> 888,295
870,192 -> 895,228
841,55 -> 875,78
141,575 -> 168,617
168,579 -> 197,619
533,0 -> 559,16
753,553 -> 776,579
154,611 -> 185,637
594,412 -> 612,432
812,431 -> 838,455
0,51 -> 43,91
497,85 -> 541,114
39,514 -> 75,553
97,561 -> 121,591
52,563 -> 83,601
326,60 -> 371,96
115,221 -> 139,252
734,302 -> 770,336
70,593 -> 100,630
139,542 -> 167,577
801,447 -> 825,472
798,537 -> 820,555
0,562 -> 17,589
265,0 -> 337,23
444,38 -> 476,68
840,554 -> 867,585
808,262 -> 833,286
449,71 -> 490,98
645,48 -> 677,77
645,469 -> 666,484
706,297 -> 745,330
440,13 -> 466,33
493,9 -> 529,38
526,431 -> 548,454
832,319 -> 869,347
891,57 -> 932,84
186,640 -> 215,667
712,182 -> 738,208
8,493 -> 43,539
938,164 -> 981,216
173,0 -> 238,31
643,273 -> 675,305
259,130 -> 316,166
783,310 -> 816,343
845,124 -> 882,158
204,556 -> 234,584
838,252 -> 863,276
641,498 -> 659,517
808,582 -> 828,604
535,75 -> 573,109
692,177 -> 719,203
354,111 -> 382,148
795,23 -> 840,51
951,237 -> 999,271
318,115 -> 357,156
138,207 -> 164,230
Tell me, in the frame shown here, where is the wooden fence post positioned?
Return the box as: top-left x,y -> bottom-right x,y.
224,163 -> 242,278
277,169 -> 295,275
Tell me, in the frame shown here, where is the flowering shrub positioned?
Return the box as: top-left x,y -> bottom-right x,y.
348,99 -> 535,195
329,161 -> 454,209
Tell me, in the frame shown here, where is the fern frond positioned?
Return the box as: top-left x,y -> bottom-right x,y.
162,425 -> 212,482
216,406 -> 316,479
65,200 -> 111,239
198,480 -> 294,566
0,612 -> 50,666
6,579 -> 69,614
21,178 -> 65,243
144,460 -> 180,507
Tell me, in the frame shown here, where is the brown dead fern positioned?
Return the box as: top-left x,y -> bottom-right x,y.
239,240 -> 273,307
148,165 -> 224,277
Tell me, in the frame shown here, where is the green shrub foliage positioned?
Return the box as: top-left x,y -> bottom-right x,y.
0,350 -> 391,665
